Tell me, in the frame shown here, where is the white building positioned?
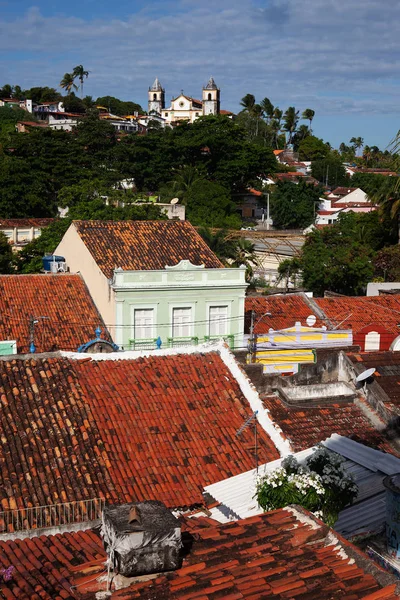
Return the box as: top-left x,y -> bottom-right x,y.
148,77 -> 221,125
315,188 -> 374,226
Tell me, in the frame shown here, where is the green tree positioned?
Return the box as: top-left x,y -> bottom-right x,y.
299,213 -> 378,295
270,180 -> 321,229
16,218 -> 72,273
60,73 -> 77,95
0,232 -> 13,273
301,108 -> 315,134
198,227 -> 235,263
311,157 -> 349,187
230,237 -> 258,281
0,84 -> 13,98
184,179 -> 241,228
298,136 -> 330,161
95,96 -> 143,116
72,65 -> 89,98
350,136 -> 364,156
283,106 -> 300,146
22,86 -> 61,103
374,246 -> 400,282
62,92 -> 86,114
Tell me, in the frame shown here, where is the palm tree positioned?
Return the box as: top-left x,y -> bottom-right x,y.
73,65 -> 90,98
198,227 -> 234,263
350,136 -> 364,156
168,166 -> 205,204
301,108 -> 315,135
240,94 -> 256,113
253,104 -> 263,137
231,238 -> 258,282
60,73 -> 78,95
260,98 -> 274,123
283,106 -> 300,146
270,108 -> 283,149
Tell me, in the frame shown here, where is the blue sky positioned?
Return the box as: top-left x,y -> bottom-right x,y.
1,0 -> 399,149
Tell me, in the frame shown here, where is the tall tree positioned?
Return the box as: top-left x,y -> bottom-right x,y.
60,73 -> 78,95
260,98 -> 274,123
283,106 -> 300,146
349,136 -> 364,156
72,65 -> 90,98
0,232 -> 13,273
0,84 -> 13,98
240,94 -> 256,113
301,108 -> 315,134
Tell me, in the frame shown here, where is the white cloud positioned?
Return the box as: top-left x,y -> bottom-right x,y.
0,0 -> 399,122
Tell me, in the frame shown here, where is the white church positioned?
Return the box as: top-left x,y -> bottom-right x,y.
148,77 -> 224,125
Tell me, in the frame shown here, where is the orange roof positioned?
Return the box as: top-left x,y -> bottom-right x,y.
0,274 -> 109,353
248,187 -> 263,196
0,350 -> 279,515
315,295 -> 400,337
72,220 -> 224,278
0,218 -> 54,228
245,294 -> 325,334
273,149 -> 284,155
1,509 -> 396,599
263,395 -> 395,454
349,351 -> 400,415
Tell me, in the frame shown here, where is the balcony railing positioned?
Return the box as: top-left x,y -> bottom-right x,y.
128,335 -> 237,350
0,497 -> 105,534
167,336 -> 199,348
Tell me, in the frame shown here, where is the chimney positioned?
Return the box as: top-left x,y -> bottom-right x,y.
101,501 -> 181,577
383,474 -> 400,558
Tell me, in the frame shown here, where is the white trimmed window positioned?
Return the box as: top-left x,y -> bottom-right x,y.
365,331 -> 381,351
172,307 -> 192,338
209,306 -> 228,336
134,309 -> 154,340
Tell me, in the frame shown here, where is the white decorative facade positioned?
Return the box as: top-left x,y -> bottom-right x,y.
148,77 -> 221,125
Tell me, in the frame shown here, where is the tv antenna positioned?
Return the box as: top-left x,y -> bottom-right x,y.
355,367 -> 376,390
236,411 -> 259,472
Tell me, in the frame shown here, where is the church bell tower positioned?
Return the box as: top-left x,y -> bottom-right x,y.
202,77 -> 220,116
148,78 -> 165,115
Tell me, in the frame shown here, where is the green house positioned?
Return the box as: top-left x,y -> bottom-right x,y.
56,220 -> 248,350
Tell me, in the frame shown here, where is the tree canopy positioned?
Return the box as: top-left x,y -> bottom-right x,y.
270,180 -> 322,230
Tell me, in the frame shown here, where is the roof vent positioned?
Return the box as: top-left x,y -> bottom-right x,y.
101,501 -> 181,578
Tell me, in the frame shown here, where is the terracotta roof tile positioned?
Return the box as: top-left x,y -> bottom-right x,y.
348,351 -> 400,414
0,509 -> 395,599
0,274 -> 110,353
262,394 -> 395,454
0,218 -> 54,228
0,351 -> 279,518
245,295 -> 325,334
315,296 -> 400,349
72,220 -> 223,279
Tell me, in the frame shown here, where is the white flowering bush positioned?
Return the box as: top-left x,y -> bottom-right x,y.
255,446 -> 358,526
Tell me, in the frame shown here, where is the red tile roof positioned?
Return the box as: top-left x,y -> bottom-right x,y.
245,295 -> 325,334
349,351 -> 400,415
331,187 -> 358,196
0,351 -> 279,516
315,296 -> 400,348
1,509 -> 396,599
72,220 -> 224,279
262,395 -> 395,454
0,274 -> 109,353
0,218 -> 54,228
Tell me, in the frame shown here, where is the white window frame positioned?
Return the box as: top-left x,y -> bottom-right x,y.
364,331 -> 381,351
208,305 -> 229,337
169,302 -> 195,338
206,301 -> 232,337
130,304 -> 158,340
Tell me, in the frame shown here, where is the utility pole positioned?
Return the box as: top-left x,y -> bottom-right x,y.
248,310 -> 255,364
266,193 -> 270,231
28,316 -> 50,353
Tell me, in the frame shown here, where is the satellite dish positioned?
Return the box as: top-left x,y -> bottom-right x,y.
355,368 -> 376,383
306,315 -> 317,327
355,367 -> 376,389
170,198 -> 179,205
